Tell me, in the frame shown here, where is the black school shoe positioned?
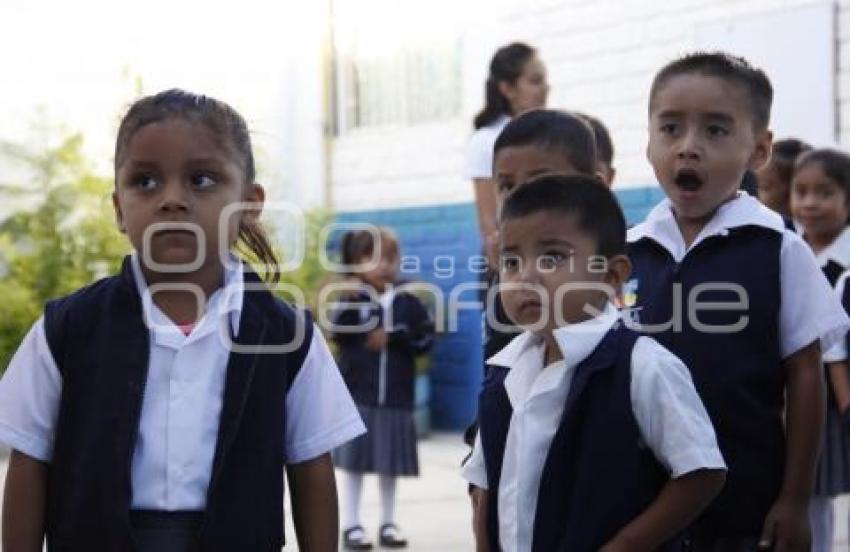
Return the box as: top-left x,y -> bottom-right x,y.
378,524 -> 408,548
343,525 -> 373,550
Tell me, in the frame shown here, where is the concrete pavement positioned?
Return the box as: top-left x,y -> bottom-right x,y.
2,439 -> 848,550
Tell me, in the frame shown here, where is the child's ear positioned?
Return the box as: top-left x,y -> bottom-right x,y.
603,254 -> 632,292
112,191 -> 126,233
748,129 -> 774,172
242,183 -> 266,223
607,167 -> 617,188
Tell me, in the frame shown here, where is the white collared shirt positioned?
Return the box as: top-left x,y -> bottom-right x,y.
461,304 -> 725,552
628,193 -> 850,359
814,225 -> 850,269
814,227 -> 850,363
824,270 -> 850,363
0,254 -> 365,511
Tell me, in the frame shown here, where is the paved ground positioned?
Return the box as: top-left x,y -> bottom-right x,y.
2,438 -> 848,551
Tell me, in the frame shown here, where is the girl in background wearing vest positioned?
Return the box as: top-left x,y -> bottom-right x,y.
331,228 -> 434,551
790,149 -> 850,552
0,89 -> 365,552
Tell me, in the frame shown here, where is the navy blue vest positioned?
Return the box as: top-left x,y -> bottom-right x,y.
332,288 -> 434,409
478,326 -> 670,552
842,276 -> 850,353
628,225 -> 783,538
42,257 -> 313,551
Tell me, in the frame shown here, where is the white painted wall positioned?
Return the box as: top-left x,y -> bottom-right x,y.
331,0 -> 850,212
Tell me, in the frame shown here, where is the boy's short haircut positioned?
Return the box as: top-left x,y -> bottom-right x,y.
649,51 -> 774,131
493,109 -> 598,175
500,174 -> 626,257
576,112 -> 614,167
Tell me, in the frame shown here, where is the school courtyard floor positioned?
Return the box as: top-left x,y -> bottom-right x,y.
1,435 -> 848,551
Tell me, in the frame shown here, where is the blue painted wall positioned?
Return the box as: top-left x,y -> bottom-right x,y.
335,185 -> 664,430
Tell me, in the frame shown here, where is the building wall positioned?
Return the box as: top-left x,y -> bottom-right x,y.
330,0 -> 850,429
332,0 -> 850,213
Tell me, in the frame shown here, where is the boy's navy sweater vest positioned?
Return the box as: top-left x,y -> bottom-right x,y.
628,225 -> 783,538
478,325 -> 670,552
41,257 -> 313,551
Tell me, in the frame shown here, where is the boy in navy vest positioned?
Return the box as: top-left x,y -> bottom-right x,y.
628,52 -> 850,551
462,175 -> 727,552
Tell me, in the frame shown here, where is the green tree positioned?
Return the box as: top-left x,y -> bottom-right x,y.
0,133 -> 128,372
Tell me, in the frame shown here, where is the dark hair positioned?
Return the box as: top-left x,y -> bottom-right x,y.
500,174 -> 626,257
575,112 -> 614,167
493,109 -> 598,176
473,42 -> 536,130
771,138 -> 812,184
795,149 -> 850,202
339,227 -> 400,275
114,89 -> 281,282
649,51 -> 774,131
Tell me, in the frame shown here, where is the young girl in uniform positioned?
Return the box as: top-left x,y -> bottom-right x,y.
791,148 -> 850,552
331,228 -> 434,550
0,89 -> 365,552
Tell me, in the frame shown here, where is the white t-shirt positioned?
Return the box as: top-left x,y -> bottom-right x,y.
464,115 -> 511,179
460,303 -> 725,552
0,255 -> 365,511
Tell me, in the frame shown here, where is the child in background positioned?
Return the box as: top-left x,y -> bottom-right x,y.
463,175 -> 726,552
790,149 -> 850,552
576,112 -> 617,187
758,138 -> 812,223
0,89 -> 364,551
332,228 -> 434,551
628,52 -> 850,551
483,108 -> 599,363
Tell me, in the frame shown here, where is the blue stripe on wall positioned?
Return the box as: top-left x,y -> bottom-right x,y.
335,185 -> 664,430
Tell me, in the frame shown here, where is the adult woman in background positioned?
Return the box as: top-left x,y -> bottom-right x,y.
465,42 -> 549,266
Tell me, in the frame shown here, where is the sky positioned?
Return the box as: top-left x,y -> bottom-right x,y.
0,0 -> 327,209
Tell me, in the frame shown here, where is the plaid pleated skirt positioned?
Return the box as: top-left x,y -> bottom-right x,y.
333,405 -> 419,476
814,393 -> 850,497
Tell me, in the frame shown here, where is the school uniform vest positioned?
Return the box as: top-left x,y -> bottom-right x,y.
334,289 -> 433,410
478,326 -> 670,552
627,225 -> 783,538
41,256 -> 313,551
843,279 -> 850,350
823,259 -> 847,288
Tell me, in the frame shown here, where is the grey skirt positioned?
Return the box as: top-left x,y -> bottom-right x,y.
815,395 -> 850,496
333,405 -> 419,476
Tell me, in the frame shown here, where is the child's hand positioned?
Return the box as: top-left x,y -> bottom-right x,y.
758,496 -> 811,551
365,328 -> 388,351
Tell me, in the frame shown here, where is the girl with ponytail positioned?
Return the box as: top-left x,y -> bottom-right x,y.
465,42 -> 548,268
